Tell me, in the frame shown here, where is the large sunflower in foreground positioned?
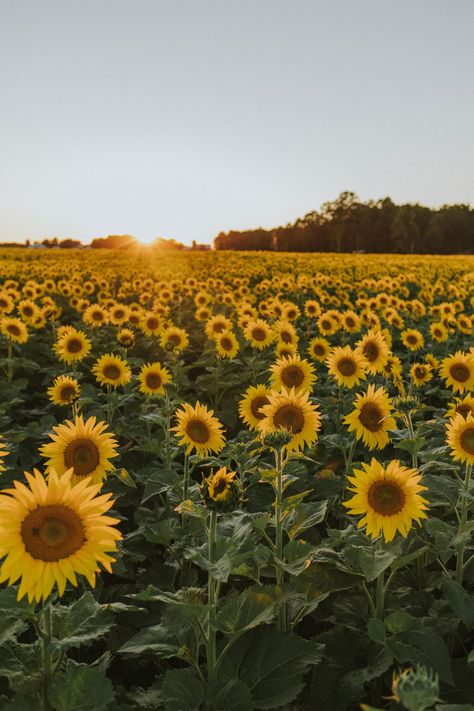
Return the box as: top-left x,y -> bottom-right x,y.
270,354 -> 316,393
343,458 -> 429,542
0,468 -> 121,602
439,351 -> 474,394
344,384 -> 396,450
239,384 -> 271,431
446,413 -> 474,464
355,329 -> 390,375
92,353 -> 132,389
138,361 -> 172,397
172,402 -> 225,456
40,415 -> 118,484
326,346 -> 366,389
258,387 -> 321,452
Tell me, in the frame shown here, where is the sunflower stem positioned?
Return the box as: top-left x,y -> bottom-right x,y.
274,448 -> 287,631
405,412 -> 418,469
6,341 -> 13,384
455,462 -> 472,586
164,391 -> 172,471
107,384 -> 112,425
207,509 -> 218,691
40,601 -> 53,711
375,567 -> 385,620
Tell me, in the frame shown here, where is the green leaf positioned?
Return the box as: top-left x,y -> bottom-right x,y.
284,501 -> 328,539
219,627 -> 324,709
343,544 -> 397,582
215,586 -> 279,634
118,623 -> 181,656
367,618 -> 385,643
386,628 -> 453,684
141,469 -> 179,502
394,436 -> 426,455
54,592 -> 114,650
208,679 -> 253,711
48,664 -> 115,711
160,668 -> 205,711
442,576 -> 474,627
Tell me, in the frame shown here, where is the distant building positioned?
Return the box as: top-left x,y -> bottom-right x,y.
185,240 -> 210,251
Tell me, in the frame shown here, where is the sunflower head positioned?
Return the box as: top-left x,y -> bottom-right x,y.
1,317 -> 29,344
55,329 -> 91,363
326,346 -> 366,389
160,325 -> 189,352
308,336 -> 331,362
239,384 -> 271,431
344,384 -> 396,451
172,402 -> 225,456
201,467 -> 240,510
48,375 -> 81,406
138,361 -> 172,397
40,415 -> 119,484
0,468 -> 121,602
258,387 -> 321,452
356,330 -> 390,374
440,351 -> 474,394
344,458 -> 428,542
446,413 -> 474,464
92,353 -> 132,389
270,354 -> 316,393
215,330 -> 239,359
117,328 -> 135,348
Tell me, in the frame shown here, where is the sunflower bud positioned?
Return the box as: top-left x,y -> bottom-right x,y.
262,430 -> 293,449
393,666 -> 440,711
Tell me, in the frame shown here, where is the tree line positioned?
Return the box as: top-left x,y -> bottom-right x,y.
213,192 -> 474,253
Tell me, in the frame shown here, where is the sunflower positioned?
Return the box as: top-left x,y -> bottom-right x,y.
0,317 -> 29,344
409,362 -> 433,387
205,467 -> 238,503
343,459 -> 428,542
117,328 -> 135,348
275,341 -> 297,360
446,413 -> 474,464
270,354 -> 316,393
244,319 -> 274,350
83,304 -> 109,328
109,304 -> 130,326
317,313 -> 339,336
55,329 -> 91,364
48,375 -> 81,406
304,300 -> 321,318
17,299 -> 39,324
0,437 -> 8,473
160,325 -> 189,352
446,395 -> 474,421
308,336 -> 331,362
138,361 -> 172,397
429,322 -> 449,342
326,346 -> 366,389
140,311 -> 163,337
355,330 -> 390,374
440,351 -> 474,394
0,468 -> 121,602
92,353 -> 132,389
258,387 -> 321,452
205,315 -> 233,340
401,328 -> 424,351
239,384 -> 272,431
0,291 -> 14,315
172,402 -> 225,456
344,384 -> 396,450
215,330 -> 239,359
341,310 -> 362,333
40,415 -> 118,485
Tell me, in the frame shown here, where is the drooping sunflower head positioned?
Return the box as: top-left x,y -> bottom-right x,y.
446,413 -> 474,464
138,361 -> 172,397
270,354 -> 316,393
239,384 -> 271,431
326,345 -> 366,389
40,415 -> 119,484
117,328 -> 135,349
440,351 -> 474,394
343,458 -> 429,542
215,330 -> 239,360
355,329 -> 390,374
47,375 -> 81,406
55,329 -> 91,363
0,468 -> 121,602
172,401 -> 225,456
308,336 -> 331,362
92,353 -> 132,389
244,319 -> 274,350
0,317 -> 29,344
344,384 -> 396,451
202,466 -> 239,509
409,362 -> 433,387
258,387 -> 321,452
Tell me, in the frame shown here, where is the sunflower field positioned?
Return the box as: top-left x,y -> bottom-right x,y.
0,248 -> 473,711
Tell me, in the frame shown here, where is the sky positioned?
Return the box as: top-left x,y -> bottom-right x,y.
0,1 -> 473,245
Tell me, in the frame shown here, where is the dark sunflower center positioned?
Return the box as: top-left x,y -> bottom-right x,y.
274,404 -> 304,434
213,322 -> 226,333
338,358 -> 357,376
129,314 -> 140,324
60,385 -> 76,401
220,337 -> 233,351
250,395 -> 269,420
456,405 -> 471,418
346,317 -> 355,327
450,364 -> 470,383
0,298 -> 8,308
145,372 -> 162,390
434,329 -> 442,337
281,365 -> 305,388
252,328 -> 266,342
169,334 -> 181,346
21,504 -> 85,561
363,342 -> 379,362
460,426 -> 474,455
147,318 -> 159,330
64,439 -> 100,477
279,349 -> 293,359
7,324 -> 21,336
359,403 -> 383,432
313,344 -> 325,356
66,338 -> 82,353
92,311 -> 103,320
368,481 -> 404,516
103,364 -> 121,380
186,419 -> 210,444
212,476 -> 228,496
406,335 -> 417,344
281,331 -> 292,343
114,310 -> 124,319
414,367 -> 425,379
22,306 -> 33,317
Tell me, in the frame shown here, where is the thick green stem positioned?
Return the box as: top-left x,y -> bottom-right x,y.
375,568 -> 385,620
106,384 -> 113,425
183,453 -> 190,502
207,510 -> 218,687
164,392 -> 172,471
405,412 -> 418,469
455,462 -> 472,585
41,602 -> 53,711
274,449 -> 287,631
6,341 -> 13,384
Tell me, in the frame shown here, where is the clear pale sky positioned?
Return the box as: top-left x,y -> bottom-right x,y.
1,1 -> 473,245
